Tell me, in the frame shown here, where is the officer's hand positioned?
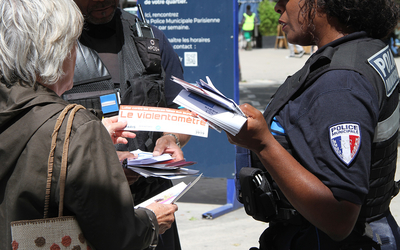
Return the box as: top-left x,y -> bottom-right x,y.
226,103 -> 272,153
102,116 -> 136,144
153,135 -> 184,161
146,202 -> 178,234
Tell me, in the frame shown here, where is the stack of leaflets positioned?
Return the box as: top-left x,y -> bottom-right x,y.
171,76 -> 247,136
125,150 -> 199,179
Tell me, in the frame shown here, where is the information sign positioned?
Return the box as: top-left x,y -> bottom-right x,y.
139,0 -> 240,178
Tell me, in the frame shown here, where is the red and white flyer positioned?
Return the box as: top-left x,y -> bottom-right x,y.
118,105 -> 209,138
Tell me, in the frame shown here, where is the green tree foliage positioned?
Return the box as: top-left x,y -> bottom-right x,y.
258,0 -> 280,36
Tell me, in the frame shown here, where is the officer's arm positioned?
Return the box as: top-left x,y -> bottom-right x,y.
226,103 -> 361,242
255,141 -> 361,241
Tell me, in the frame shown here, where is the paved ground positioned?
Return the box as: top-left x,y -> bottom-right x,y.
174,47 -> 400,250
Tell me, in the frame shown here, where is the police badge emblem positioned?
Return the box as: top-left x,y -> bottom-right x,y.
329,122 -> 361,166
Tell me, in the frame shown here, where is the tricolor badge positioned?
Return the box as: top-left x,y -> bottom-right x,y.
329,122 -> 361,166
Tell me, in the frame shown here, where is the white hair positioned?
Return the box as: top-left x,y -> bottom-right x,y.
0,0 -> 84,86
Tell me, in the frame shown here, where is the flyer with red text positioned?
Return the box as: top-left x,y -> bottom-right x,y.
118,105 -> 209,137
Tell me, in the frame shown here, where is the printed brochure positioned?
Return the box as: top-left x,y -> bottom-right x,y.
118,105 -> 209,137
171,76 -> 247,136
135,174 -> 202,208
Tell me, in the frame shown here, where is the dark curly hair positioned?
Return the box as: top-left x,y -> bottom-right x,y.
300,0 -> 400,39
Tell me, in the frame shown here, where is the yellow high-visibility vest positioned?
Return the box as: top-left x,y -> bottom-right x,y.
242,13 -> 256,31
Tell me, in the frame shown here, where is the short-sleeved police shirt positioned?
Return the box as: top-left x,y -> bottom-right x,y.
276,69 -> 380,205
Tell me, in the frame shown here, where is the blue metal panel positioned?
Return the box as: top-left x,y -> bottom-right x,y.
139,0 -> 240,179
202,178 -> 243,219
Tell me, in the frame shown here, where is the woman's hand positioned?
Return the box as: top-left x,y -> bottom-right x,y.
123,168 -> 141,185
102,116 -> 136,144
117,151 -> 141,185
146,202 -> 178,234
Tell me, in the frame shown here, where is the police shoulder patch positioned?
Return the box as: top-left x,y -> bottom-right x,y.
329,122 -> 361,166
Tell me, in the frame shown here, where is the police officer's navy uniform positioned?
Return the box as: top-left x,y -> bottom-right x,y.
242,32 -> 400,249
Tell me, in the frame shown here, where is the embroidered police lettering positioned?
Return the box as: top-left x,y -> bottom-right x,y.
368,45 -> 400,96
329,122 -> 361,166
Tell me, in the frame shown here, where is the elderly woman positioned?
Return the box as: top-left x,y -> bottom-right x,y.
0,0 -> 177,249
229,0 -> 400,249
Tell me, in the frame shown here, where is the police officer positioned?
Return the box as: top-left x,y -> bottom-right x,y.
229,0 -> 400,249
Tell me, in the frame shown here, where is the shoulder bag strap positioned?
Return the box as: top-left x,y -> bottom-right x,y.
44,104 -> 85,218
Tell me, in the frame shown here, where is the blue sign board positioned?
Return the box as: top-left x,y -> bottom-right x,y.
138,0 -> 239,178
